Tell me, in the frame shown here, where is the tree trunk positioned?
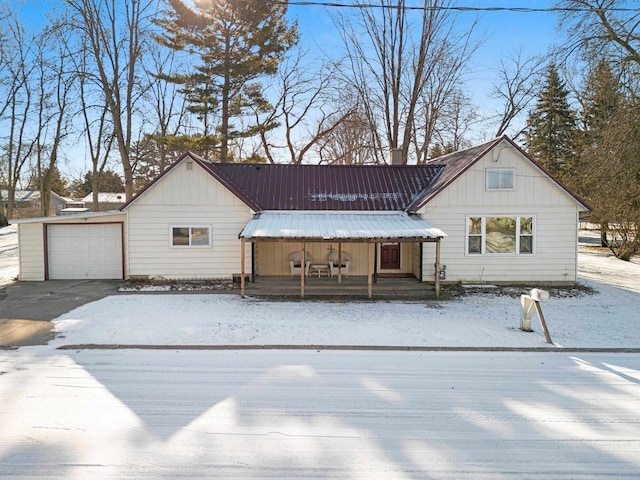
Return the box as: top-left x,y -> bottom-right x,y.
600,223 -> 609,247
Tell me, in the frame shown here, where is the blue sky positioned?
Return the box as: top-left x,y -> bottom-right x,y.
9,0 -> 563,175
285,0 -> 562,142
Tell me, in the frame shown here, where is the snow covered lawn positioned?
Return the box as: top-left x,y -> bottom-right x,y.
0,224 -> 18,286
52,279 -> 640,349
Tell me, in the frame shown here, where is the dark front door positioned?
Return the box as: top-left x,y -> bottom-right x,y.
380,243 -> 400,269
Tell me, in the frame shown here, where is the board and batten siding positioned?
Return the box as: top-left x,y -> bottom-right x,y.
420,144 -> 582,284
255,241 -> 416,277
17,213 -> 126,281
126,159 -> 252,279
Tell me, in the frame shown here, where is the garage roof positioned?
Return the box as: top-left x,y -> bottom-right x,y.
9,211 -> 125,224
239,211 -> 446,242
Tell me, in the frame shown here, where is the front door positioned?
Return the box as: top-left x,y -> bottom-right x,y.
380,243 -> 400,270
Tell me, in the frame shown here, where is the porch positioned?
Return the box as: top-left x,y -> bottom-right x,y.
242,275 -> 436,300
238,211 -> 447,300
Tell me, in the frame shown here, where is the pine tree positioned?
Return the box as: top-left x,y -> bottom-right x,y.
581,60 -> 622,132
154,0 -> 298,162
525,64 -> 577,177
578,59 -> 640,259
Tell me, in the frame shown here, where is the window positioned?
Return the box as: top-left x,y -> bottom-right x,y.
466,216 -> 534,255
170,226 -> 211,247
486,168 -> 515,190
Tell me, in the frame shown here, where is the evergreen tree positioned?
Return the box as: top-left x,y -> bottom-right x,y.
577,60 -> 640,259
76,170 -> 125,197
525,64 -> 577,177
581,60 -> 622,132
153,0 -> 298,162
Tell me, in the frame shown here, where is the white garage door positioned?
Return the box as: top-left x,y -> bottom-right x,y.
48,224 -> 123,279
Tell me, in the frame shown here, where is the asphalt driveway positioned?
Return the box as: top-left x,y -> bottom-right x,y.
0,280 -> 121,347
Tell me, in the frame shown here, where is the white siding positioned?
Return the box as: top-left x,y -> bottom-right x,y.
126,159 -> 252,279
18,223 -> 45,281
421,143 -> 581,284
17,214 -> 126,281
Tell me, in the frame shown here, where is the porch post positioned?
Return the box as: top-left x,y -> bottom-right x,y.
337,243 -> 342,284
240,238 -> 246,298
301,241 -> 305,299
368,242 -> 374,299
435,238 -> 441,299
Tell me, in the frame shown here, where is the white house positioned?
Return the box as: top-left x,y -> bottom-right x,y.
11,136 -> 589,295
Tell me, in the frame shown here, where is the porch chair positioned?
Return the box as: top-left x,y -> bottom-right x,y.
328,250 -> 350,277
289,250 -> 311,277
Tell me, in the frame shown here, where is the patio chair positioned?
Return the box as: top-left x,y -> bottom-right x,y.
289,250 -> 311,277
328,250 -> 350,277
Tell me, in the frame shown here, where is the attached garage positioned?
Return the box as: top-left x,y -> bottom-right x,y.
46,223 -> 124,279
12,212 -> 126,281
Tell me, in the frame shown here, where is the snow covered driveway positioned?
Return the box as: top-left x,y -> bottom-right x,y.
1,349 -> 639,479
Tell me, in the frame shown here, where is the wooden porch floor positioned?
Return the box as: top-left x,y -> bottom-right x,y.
243,275 -> 436,300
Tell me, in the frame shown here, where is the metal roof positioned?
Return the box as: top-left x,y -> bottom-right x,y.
205,163 -> 443,211
239,211 -> 446,241
10,210 -> 125,224
81,192 -> 126,203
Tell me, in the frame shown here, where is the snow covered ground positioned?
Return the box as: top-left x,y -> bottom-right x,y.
51,280 -> 638,349
0,224 -> 18,286
1,349 -> 639,479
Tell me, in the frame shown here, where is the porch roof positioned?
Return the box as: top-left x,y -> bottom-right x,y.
239,211 -> 446,242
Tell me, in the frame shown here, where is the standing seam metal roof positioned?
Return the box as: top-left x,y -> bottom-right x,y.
240,211 -> 447,240
204,163 -> 444,212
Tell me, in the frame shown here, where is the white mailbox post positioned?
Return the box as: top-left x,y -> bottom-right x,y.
520,288 -> 553,344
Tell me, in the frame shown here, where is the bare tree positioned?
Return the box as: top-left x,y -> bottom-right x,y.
317,109 -> 382,165
71,37 -> 115,211
336,0 -> 478,164
142,44 -> 188,174
254,49 -> 354,164
0,10 -> 38,221
491,51 -> 545,139
32,24 -> 75,216
559,0 -> 640,70
65,0 -> 154,200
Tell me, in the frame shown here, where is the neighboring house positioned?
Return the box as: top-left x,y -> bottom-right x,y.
1,189 -> 69,218
11,136 -> 589,292
81,192 -> 126,211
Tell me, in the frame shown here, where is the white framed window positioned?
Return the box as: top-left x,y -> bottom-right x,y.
486,168 -> 515,190
170,225 -> 211,247
466,216 -> 535,255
